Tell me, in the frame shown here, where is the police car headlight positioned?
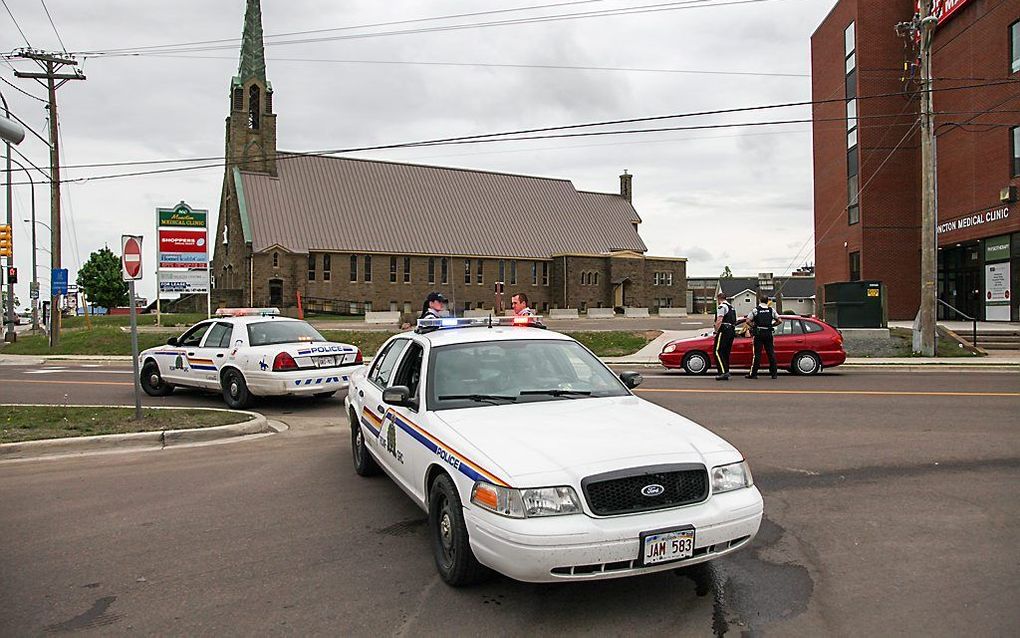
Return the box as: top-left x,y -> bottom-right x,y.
662,343 -> 677,354
711,461 -> 753,494
471,482 -> 582,518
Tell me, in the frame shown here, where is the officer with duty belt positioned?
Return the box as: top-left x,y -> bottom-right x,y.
713,292 -> 736,381
744,295 -> 782,379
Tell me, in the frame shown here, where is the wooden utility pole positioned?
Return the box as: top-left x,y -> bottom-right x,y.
14,51 -> 85,348
917,4 -> 937,356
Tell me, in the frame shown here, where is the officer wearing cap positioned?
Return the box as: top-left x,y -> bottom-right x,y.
745,294 -> 781,379
713,292 -> 736,381
419,292 -> 450,319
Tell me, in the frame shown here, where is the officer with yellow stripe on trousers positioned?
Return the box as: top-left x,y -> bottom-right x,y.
744,295 -> 782,379
713,292 -> 736,381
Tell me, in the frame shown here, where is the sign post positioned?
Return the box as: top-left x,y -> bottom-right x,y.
122,235 -> 144,421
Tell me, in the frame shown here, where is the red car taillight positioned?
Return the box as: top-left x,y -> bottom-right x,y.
273,352 -> 299,371
354,348 -> 363,365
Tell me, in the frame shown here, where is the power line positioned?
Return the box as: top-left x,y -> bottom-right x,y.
1,0 -> 32,48
0,73 -> 47,103
39,0 -> 68,53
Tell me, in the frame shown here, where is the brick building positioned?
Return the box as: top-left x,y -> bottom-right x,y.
811,0 -> 1019,320
209,0 -> 686,317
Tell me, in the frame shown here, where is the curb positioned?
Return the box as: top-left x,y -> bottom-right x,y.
0,405 -> 271,460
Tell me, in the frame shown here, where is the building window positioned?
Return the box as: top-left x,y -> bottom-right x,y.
403,302 -> 411,314
389,301 -> 398,312
272,252 -> 279,268
464,259 -> 472,284
404,257 -> 411,283
323,254 -> 331,281
498,260 -> 506,283
364,255 -> 372,282
580,272 -> 586,285
509,260 -> 517,285
364,301 -> 372,313
476,259 -> 483,284
848,173 -> 860,225
1011,20 -> 1020,74
389,256 -> 397,283
849,251 -> 861,281
248,85 -> 260,129
307,254 -> 315,281
594,272 -> 599,286
232,87 -> 243,111
542,262 -> 549,286
350,255 -> 357,282
428,257 -> 436,284
1012,126 -> 1020,176
441,257 -> 449,284
531,261 -> 538,285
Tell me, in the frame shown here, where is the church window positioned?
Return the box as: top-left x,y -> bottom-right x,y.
428,258 -> 435,284
272,252 -> 279,268
232,87 -> 243,111
464,259 -> 471,284
510,260 -> 517,285
265,90 -> 273,114
307,254 -> 316,281
498,260 -> 505,283
542,262 -> 549,286
531,261 -> 537,286
476,259 -> 483,284
248,85 -> 261,129
364,255 -> 372,282
441,258 -> 449,285
403,256 -> 411,283
323,254 -> 331,281
594,272 -> 599,286
350,255 -> 357,282
390,256 -> 397,283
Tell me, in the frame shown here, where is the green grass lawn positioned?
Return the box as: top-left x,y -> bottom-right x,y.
566,331 -> 658,357
61,313 -> 208,330
884,327 -> 982,358
1,406 -> 249,444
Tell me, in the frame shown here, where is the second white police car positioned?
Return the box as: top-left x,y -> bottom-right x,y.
139,308 -> 363,408
345,316 -> 763,585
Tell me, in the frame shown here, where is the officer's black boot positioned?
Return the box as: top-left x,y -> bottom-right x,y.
715,373 -> 729,381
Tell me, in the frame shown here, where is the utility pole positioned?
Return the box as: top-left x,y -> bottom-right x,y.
14,51 -> 85,348
917,4 -> 938,357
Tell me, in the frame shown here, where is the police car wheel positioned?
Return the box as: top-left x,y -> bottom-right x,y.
792,352 -> 821,375
314,391 -> 337,399
221,368 -> 253,409
682,351 -> 710,375
140,361 -> 174,396
350,409 -> 381,476
429,474 -> 490,586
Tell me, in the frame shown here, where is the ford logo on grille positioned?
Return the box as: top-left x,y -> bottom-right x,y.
640,483 -> 665,497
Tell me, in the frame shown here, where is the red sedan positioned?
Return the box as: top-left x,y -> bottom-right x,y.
659,316 -> 846,375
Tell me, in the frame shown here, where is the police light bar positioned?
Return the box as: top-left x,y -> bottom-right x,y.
214,307 -> 281,317
415,315 -> 545,332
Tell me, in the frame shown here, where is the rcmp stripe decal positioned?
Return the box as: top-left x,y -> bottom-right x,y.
361,408 -> 382,436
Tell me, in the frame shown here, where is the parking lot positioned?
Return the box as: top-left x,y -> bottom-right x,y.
0,365 -> 1017,635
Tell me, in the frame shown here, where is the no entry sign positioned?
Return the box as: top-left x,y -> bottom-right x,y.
122,235 -> 143,281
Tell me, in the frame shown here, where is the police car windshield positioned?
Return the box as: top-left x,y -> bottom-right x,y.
247,321 -> 325,347
427,339 -> 629,410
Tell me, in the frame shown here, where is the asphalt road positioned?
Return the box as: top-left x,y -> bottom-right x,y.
1,364 -> 1018,636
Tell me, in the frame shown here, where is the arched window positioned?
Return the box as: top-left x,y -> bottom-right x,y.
580,272 -> 586,285
265,90 -> 273,114
594,272 -> 599,286
272,252 -> 279,268
232,87 -> 243,111
248,85 -> 261,129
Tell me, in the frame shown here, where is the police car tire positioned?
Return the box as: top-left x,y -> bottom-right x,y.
682,351 -> 710,375
429,473 -> 490,586
350,408 -> 381,477
792,352 -> 821,375
140,360 -> 174,397
314,391 -> 337,399
221,368 -> 254,409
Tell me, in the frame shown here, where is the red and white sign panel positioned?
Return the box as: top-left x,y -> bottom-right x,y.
915,0 -> 972,25
159,229 -> 207,253
122,235 -> 143,281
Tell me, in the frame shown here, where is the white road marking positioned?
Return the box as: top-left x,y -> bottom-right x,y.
24,369 -> 69,375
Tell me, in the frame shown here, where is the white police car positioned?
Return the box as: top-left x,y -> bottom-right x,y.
139,308 -> 363,408
345,316 -> 763,585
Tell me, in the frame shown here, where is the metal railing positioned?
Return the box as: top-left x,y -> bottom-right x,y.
936,298 -> 977,347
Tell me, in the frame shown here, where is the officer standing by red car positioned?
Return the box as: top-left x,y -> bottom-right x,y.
744,295 -> 782,379
712,292 -> 736,381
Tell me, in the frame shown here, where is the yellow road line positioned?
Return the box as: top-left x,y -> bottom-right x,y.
6,379 -> 133,387
635,388 -> 1020,397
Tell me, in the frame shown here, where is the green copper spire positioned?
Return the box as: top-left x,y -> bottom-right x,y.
237,0 -> 266,83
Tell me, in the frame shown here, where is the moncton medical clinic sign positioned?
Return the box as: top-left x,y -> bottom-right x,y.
937,206 -> 1010,237
914,0 -> 972,25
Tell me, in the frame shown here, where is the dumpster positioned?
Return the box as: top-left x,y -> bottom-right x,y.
822,281 -> 887,328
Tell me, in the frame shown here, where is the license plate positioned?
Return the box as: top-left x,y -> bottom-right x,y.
315,356 -> 337,368
640,526 -> 695,566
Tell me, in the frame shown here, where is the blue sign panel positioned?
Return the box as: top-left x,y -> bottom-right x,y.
52,268 -> 68,295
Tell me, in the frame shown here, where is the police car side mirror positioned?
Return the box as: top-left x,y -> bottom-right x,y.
167,336 -> 179,346
383,385 -> 418,410
619,371 -> 643,389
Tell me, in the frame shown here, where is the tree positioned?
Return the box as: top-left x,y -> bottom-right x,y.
720,266 -> 734,279
77,247 -> 129,310
1,290 -> 20,314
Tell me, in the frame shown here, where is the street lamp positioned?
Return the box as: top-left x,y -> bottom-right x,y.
10,158 -> 41,330
2,90 -> 26,343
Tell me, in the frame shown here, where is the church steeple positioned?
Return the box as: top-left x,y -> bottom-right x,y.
225,0 -> 276,175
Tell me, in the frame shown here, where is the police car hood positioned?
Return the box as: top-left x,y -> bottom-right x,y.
433,396 -> 740,484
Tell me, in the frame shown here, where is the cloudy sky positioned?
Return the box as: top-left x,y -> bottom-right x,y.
2,0 -> 837,304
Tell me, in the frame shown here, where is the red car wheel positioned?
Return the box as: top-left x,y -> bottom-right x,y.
682,351 -> 711,375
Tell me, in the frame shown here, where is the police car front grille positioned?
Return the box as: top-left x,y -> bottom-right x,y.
581,464 -> 708,516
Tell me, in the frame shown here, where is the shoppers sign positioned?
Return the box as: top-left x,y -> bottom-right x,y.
159,269 -> 210,294
936,206 -> 1010,237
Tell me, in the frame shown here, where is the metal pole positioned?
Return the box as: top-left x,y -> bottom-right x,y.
2,93 -> 14,343
129,279 -> 142,420
917,3 -> 937,356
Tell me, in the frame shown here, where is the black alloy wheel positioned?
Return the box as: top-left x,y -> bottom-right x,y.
350,409 -> 380,476
221,368 -> 254,409
428,474 -> 490,586
140,361 -> 174,396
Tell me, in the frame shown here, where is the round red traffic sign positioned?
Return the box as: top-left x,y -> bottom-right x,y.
123,236 -> 142,279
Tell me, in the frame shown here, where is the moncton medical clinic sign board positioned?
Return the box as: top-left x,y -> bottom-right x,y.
157,202 -> 210,294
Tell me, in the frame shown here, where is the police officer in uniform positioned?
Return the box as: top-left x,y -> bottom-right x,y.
713,292 -> 736,381
745,295 -> 781,379
419,292 -> 449,320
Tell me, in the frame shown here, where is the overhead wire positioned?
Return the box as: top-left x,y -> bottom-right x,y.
1,0 -> 32,48
38,0 -> 67,52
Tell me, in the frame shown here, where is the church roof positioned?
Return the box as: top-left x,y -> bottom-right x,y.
236,154 -> 648,259
236,0 -> 266,85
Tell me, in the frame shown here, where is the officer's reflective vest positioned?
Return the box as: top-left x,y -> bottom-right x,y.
753,306 -> 774,330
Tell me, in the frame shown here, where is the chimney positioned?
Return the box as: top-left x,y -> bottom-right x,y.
619,170 -> 633,202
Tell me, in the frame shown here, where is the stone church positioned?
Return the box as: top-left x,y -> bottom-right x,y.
210,0 -> 686,316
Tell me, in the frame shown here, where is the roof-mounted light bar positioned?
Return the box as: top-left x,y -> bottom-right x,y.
214,307 -> 281,317
415,315 -> 546,333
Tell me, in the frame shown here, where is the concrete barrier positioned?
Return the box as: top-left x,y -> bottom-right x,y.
365,311 -> 400,324
623,307 -> 650,318
657,308 -> 688,318
548,308 -> 579,319
586,308 -> 616,319
463,309 -> 496,318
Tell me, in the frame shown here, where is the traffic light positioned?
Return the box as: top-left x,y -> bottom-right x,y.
0,224 -> 11,257
6,266 -> 16,284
